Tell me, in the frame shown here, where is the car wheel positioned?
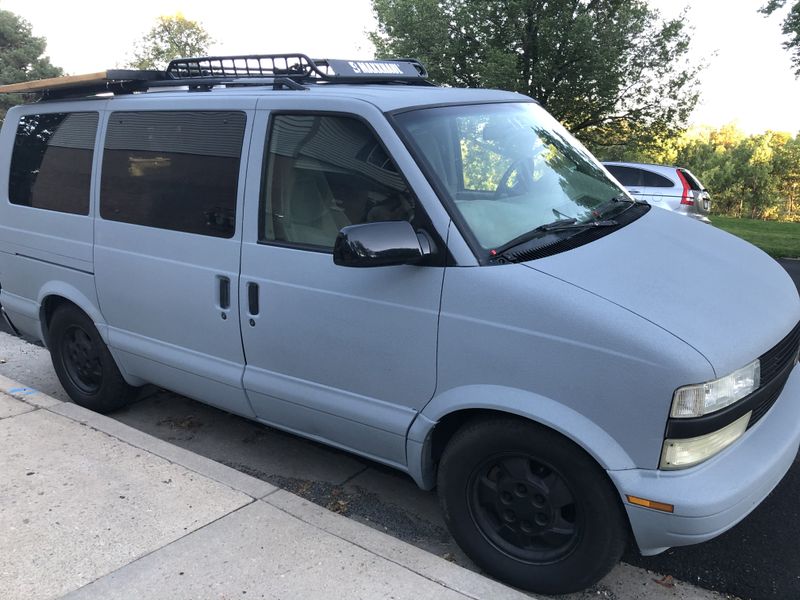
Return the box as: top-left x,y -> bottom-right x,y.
437,416 -> 627,594
49,305 -> 137,413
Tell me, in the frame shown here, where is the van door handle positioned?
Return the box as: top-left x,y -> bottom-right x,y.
218,276 -> 230,309
247,282 -> 259,316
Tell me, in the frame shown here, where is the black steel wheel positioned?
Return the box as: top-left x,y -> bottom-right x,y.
49,304 -> 137,413
438,416 -> 627,595
468,453 -> 581,564
60,324 -> 103,394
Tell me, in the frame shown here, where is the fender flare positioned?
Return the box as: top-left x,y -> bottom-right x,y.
406,384 -> 636,490
37,283 -> 146,387
38,282 -> 108,344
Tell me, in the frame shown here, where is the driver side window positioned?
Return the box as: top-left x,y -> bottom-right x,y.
260,114 -> 415,250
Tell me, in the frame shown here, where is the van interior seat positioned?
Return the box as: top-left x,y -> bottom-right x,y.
284,168 -> 347,247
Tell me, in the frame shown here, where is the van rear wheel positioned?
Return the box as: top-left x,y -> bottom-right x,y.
437,416 -> 627,595
49,305 -> 137,413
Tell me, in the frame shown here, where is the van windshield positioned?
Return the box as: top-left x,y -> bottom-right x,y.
394,102 -> 631,252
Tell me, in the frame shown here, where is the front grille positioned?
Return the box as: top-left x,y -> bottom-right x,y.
749,385 -> 782,426
748,320 -> 800,428
759,320 -> 800,382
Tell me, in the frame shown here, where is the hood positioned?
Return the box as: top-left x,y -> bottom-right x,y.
524,207 -> 800,377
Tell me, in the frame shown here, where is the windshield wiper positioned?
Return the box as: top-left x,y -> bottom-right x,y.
534,218 -> 618,232
592,194 -> 647,219
536,217 -> 577,230
492,217 -> 618,257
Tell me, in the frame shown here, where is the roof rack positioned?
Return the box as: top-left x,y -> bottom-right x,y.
0,53 -> 432,100
166,53 -> 429,82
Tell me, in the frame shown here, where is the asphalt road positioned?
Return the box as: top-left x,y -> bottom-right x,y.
780,258 -> 800,286
1,257 -> 799,600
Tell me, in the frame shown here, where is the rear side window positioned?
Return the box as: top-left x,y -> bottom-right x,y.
9,112 -> 98,214
640,170 -> 674,188
604,165 -> 641,187
100,111 -> 246,238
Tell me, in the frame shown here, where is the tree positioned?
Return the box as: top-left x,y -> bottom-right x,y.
129,14 -> 212,71
761,1 -> 800,77
771,133 -> 800,216
0,9 -> 63,122
370,0 -> 702,152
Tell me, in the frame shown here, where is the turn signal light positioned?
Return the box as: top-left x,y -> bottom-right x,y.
626,495 -> 674,513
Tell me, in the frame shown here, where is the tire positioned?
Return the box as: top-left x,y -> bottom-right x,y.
49,305 -> 137,413
437,416 -> 627,595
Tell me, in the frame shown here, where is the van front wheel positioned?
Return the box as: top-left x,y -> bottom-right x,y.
49,305 -> 137,413
437,417 -> 627,595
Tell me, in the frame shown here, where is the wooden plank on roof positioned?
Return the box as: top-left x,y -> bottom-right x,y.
0,70 -> 164,94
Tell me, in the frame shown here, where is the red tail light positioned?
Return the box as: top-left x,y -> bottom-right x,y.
676,170 -> 694,206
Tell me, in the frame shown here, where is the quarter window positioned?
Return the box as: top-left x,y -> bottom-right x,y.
641,170 -> 674,188
678,169 -> 703,191
100,111 -> 246,238
261,114 -> 415,249
9,112 -> 98,214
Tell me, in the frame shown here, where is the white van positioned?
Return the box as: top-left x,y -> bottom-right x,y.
1,55 -> 798,594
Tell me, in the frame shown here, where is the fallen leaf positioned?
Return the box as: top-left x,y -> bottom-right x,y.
653,575 -> 675,588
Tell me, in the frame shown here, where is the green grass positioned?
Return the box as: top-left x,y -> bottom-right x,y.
711,216 -> 800,258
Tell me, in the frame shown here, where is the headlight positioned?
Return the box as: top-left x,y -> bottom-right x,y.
660,412 -> 751,470
671,360 -> 760,418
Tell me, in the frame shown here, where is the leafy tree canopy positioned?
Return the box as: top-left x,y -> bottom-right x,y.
761,0 -> 800,77
128,13 -> 212,71
0,9 -> 63,121
370,0 -> 702,152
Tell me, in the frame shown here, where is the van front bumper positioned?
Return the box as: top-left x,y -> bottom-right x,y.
609,365 -> 800,555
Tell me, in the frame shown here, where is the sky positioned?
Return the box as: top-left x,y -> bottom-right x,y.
3,0 -> 799,134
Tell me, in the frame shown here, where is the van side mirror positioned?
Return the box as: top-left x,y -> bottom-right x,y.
333,221 -> 431,268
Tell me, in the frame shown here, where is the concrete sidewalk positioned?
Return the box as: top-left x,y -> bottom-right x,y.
0,365 -> 735,600
0,375 -> 529,600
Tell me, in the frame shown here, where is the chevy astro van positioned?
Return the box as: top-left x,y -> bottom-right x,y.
1,55 -> 798,594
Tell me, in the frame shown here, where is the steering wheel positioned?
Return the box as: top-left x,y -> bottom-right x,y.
494,158 -> 532,200
493,144 -> 549,200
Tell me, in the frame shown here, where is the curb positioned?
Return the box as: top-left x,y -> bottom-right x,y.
0,373 -> 531,600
